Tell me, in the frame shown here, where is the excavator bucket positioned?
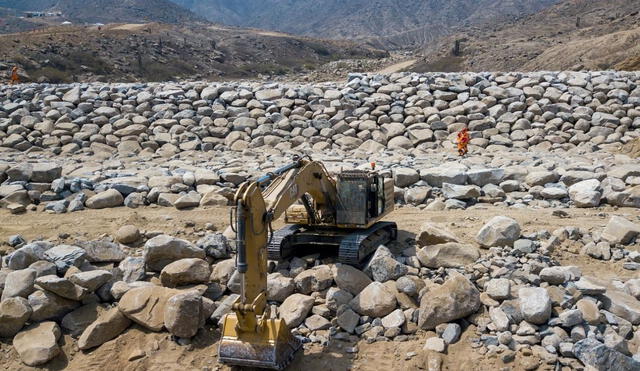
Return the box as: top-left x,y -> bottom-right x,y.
218,313 -> 302,370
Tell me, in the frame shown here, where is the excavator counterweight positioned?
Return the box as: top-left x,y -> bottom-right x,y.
218,157 -> 397,369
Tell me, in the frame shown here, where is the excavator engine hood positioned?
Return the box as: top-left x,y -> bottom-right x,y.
218,313 -> 301,370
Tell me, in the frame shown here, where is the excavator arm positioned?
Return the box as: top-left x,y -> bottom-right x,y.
218,157 -> 339,369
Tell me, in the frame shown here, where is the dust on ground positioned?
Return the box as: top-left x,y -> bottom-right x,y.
1,205 -> 639,370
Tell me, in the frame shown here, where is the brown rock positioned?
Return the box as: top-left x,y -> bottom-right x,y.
78,307 -> 132,350
418,272 -> 481,329
117,286 -> 178,331
13,321 -> 61,366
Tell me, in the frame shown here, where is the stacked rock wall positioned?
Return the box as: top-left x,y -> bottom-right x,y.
1,71 -> 639,154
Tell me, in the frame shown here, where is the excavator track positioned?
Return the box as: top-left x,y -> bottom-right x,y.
267,222 -> 398,265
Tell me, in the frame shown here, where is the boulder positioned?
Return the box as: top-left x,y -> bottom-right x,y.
333,264 -> 372,296
568,179 -> 601,207
160,258 -> 211,288
601,216 -> 640,245
6,241 -> 53,270
43,244 -> 86,273
417,243 -> 480,268
279,294 -> 314,328
305,315 -> 331,331
336,307 -> 359,333
1,268 -> 36,301
164,292 -> 204,338
13,322 -> 61,366
416,222 -> 459,246
119,257 -> 146,282
466,168 -> 504,186
267,273 -> 295,303
394,168 -> 420,188
28,290 -> 80,322
143,235 -> 205,271
85,189 -> 124,209
600,289 -> 640,324
366,254 -> 408,283
294,265 -> 333,294
69,270 -> 113,292
418,272 -> 480,329
0,297 -> 32,337
115,225 -> 140,244
349,281 -> 397,317
78,307 -> 131,350
35,275 -> 88,301
118,286 -> 179,331
574,338 -> 640,371
518,287 -> 552,325
441,183 -> 481,200
196,233 -> 230,259
76,239 -> 126,263
61,303 -> 109,337
475,216 -> 521,248
326,287 -> 353,312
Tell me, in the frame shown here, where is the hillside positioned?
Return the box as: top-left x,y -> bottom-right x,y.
0,0 -> 201,25
412,0 -> 640,72
0,22 -> 387,83
170,0 -> 561,44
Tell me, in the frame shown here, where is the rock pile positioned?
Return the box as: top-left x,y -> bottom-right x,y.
1,213 -> 639,368
1,71 -> 640,214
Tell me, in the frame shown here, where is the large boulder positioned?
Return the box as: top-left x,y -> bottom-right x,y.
601,216 -> 640,245
417,243 -> 480,268
279,294 -> 314,328
35,275 -> 88,301
394,168 -> 420,187
6,241 -> 53,270
164,292 -> 204,338
294,265 -> 333,294
118,286 -> 178,331
61,303 -> 109,337
68,270 -> 113,292
196,233 -> 231,259
43,244 -> 86,273
267,273 -> 295,303
599,289 -> 640,324
76,239 -> 126,263
418,272 -> 480,329
0,297 -> 32,337
441,183 -> 481,200
349,281 -> 397,317
574,338 -> 640,371
333,264 -> 372,296
568,179 -> 601,208
28,290 -> 80,322
13,321 -> 61,366
160,258 -> 211,288
1,268 -> 36,301
85,189 -> 124,209
416,222 -> 460,246
78,307 -> 131,350
143,235 -> 205,271
518,287 -> 552,325
475,216 -> 521,248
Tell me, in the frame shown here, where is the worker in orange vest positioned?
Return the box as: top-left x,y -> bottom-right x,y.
457,128 -> 470,156
10,66 -> 19,85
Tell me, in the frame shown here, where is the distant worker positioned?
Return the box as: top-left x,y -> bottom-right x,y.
457,128 -> 470,156
10,66 -> 19,85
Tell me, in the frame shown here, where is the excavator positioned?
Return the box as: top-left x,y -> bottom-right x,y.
218,156 -> 397,369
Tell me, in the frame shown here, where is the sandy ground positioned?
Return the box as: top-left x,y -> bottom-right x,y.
1,204 -> 639,370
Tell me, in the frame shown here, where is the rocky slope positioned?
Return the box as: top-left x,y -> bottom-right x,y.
0,23 -> 387,83
170,0 -> 560,44
1,0 -> 201,25
413,0 -> 640,72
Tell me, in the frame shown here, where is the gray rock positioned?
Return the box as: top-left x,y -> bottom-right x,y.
68,270 -> 113,292
601,216 -> 640,245
475,216 -> 521,248
279,293 -> 314,328
418,272 -> 480,329
13,321 -> 61,366
85,189 -> 124,209
196,233 -> 230,259
143,235 -> 205,271
0,297 -> 32,337
417,243 -> 480,268
518,287 -> 551,325
43,245 -> 86,273
442,323 -> 461,344
164,292 -> 204,338
35,275 -> 88,301
574,338 -> 640,371
350,281 -> 397,318
28,289 -> 80,322
6,241 -> 53,270
333,263 -> 372,296
78,307 -> 131,350
336,307 -> 360,333
76,239 -> 126,263
442,183 -> 481,200
1,268 -> 36,301
267,273 -> 294,303
160,258 -> 211,288
294,265 -> 333,294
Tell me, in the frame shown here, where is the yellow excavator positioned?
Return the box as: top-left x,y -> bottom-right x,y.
218,156 -> 397,369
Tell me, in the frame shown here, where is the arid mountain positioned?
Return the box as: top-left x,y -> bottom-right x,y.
170,0 -> 561,44
0,22 -> 387,83
0,0 -> 201,25
412,0 -> 640,72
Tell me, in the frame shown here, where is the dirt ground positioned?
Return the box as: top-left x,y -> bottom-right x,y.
1,204 -> 639,370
